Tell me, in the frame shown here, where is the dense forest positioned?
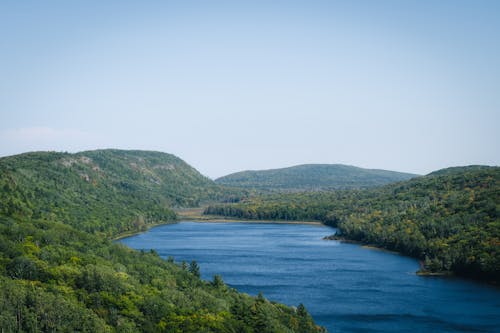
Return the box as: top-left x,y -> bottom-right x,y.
215,164 -> 417,192
206,166 -> 500,283
0,150 -> 246,237
0,150 -> 323,333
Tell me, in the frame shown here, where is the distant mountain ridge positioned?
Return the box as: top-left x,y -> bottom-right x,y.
216,164 -> 418,191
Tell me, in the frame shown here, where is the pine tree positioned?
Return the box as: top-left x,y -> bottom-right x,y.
212,274 -> 225,288
189,260 -> 200,278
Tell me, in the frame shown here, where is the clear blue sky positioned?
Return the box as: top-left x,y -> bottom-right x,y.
1,0 -> 499,178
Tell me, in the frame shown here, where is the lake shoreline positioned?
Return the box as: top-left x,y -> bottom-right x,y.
112,220 -> 178,241
175,208 -> 325,226
188,218 -> 325,226
113,217 -> 326,241
118,221 -> 500,333
322,234 -> 402,255
115,219 -> 480,285
115,218 -> 491,285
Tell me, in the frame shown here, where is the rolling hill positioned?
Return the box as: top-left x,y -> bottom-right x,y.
0,149 -> 244,236
215,164 -> 418,192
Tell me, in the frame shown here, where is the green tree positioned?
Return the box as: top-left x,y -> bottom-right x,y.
212,274 -> 225,289
189,260 -> 201,278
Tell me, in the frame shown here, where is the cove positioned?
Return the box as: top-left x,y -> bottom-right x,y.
119,222 -> 500,333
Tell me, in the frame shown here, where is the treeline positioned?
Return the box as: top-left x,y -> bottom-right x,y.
204,191 -> 362,224
0,150 -> 323,332
205,166 -> 500,283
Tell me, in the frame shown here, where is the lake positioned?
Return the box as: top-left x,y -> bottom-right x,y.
119,222 -> 500,333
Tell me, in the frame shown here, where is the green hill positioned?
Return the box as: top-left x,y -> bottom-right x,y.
215,164 -> 418,192
206,166 -> 500,283
0,149 -> 244,237
0,150 -> 323,332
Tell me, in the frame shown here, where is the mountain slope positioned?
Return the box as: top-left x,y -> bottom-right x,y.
216,164 -> 418,192
0,149 -> 243,236
206,166 -> 500,283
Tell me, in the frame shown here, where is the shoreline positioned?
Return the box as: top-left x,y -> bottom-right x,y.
113,218 -> 498,286
175,209 -> 326,226
323,235 -> 407,255
187,218 -> 325,226
113,216 -> 327,241
111,220 -> 177,241
323,235 -> 460,278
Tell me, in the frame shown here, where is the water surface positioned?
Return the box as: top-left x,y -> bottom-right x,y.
120,222 -> 500,333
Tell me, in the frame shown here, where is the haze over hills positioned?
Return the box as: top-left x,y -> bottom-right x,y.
215,164 -> 419,192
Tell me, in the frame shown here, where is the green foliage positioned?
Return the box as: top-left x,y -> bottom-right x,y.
206,166 -> 500,283
215,164 -> 417,192
0,150 -> 323,332
189,260 -> 201,278
212,275 -> 225,289
0,276 -> 108,332
0,216 -> 324,332
0,150 -> 244,237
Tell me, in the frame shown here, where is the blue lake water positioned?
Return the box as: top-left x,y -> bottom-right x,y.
119,222 -> 500,333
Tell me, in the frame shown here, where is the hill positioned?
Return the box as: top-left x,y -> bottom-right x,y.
0,150 -> 323,332
0,149 -> 244,237
215,164 -> 418,192
206,166 -> 500,283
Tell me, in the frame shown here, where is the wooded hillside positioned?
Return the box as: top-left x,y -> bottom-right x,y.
207,166 -> 500,283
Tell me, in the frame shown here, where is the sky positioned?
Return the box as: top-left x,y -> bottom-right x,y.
1,0 -> 499,178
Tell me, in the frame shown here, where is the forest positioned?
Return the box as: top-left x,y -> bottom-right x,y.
0,150 -> 323,333
205,166 -> 500,283
0,150 -> 245,237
